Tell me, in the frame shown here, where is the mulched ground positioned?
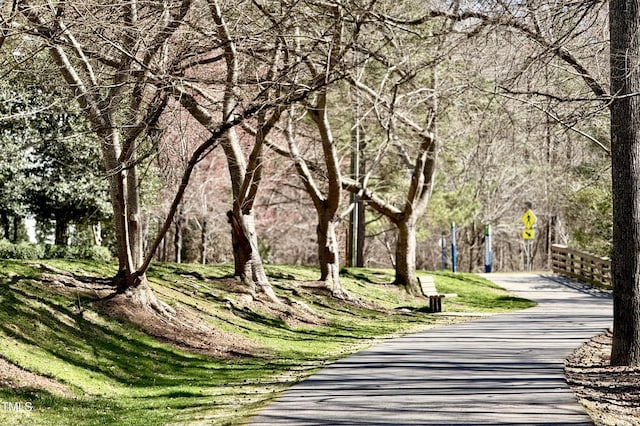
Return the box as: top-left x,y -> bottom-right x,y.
565,330 -> 640,425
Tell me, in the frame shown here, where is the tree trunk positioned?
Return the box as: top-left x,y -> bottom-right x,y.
227,210 -> 252,282
173,204 -> 185,264
1,212 -> 10,240
309,95 -> 347,296
317,209 -> 342,295
610,0 -> 640,366
112,273 -> 175,316
284,104 -> 347,297
54,215 -> 68,246
160,238 -> 166,262
127,156 -> 143,268
227,209 -> 277,301
200,217 -> 208,265
92,222 -> 103,246
174,219 -> 183,264
103,154 -> 135,280
395,217 -> 421,295
99,132 -> 156,304
108,168 -> 140,289
218,127 -> 276,300
356,199 -> 366,267
106,163 -> 170,315
12,216 -> 20,242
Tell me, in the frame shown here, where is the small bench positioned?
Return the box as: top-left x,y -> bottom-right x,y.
418,275 -> 446,313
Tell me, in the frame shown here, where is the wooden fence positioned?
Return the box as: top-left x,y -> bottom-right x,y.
551,244 -> 611,289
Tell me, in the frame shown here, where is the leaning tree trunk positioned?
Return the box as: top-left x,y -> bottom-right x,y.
317,209 -> 342,295
219,127 -> 277,301
610,0 -> 640,366
395,217 -> 421,296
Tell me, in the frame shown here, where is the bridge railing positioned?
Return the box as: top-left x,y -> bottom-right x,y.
551,244 -> 611,289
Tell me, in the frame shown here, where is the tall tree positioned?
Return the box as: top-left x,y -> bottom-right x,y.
170,0 -> 285,300
337,10 -> 446,294
609,0 -> 640,366
282,1 -> 359,295
179,0 -> 367,296
22,88 -> 109,245
279,102 -> 349,296
16,0 -> 202,313
0,82 -> 30,241
344,71 -> 439,295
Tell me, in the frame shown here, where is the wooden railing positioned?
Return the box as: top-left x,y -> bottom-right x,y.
551,244 -> 611,289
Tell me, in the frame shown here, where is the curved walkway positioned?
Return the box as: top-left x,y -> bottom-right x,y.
250,273 -> 612,425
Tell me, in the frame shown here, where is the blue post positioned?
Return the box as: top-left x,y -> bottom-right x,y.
451,223 -> 457,273
484,224 -> 493,273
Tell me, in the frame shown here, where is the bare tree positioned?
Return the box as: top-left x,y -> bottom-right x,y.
16,0 -> 194,312
343,71 -> 439,295
334,7 -> 448,294
189,0 -> 369,296
282,0 -> 358,295
164,0 -> 289,301
15,0 -> 287,309
278,102 -> 349,296
258,0 -> 382,295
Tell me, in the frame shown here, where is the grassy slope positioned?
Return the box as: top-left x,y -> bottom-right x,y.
0,260 -> 535,425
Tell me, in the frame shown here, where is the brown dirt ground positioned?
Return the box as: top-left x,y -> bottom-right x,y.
0,357 -> 73,397
0,269 -> 368,398
39,271 -> 335,359
565,330 -> 640,425
0,271 -> 263,397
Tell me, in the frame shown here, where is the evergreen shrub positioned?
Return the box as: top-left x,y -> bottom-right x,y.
0,240 -> 112,261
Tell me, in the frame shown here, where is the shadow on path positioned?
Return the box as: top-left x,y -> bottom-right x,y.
250,274 -> 612,425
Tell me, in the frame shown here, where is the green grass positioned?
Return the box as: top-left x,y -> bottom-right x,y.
0,260 -> 534,425
430,271 -> 537,312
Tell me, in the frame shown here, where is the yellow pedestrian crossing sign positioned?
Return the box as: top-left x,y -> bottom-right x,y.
521,205 -> 535,271
522,229 -> 535,240
521,209 -> 536,229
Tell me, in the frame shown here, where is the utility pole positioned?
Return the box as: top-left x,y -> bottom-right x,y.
348,88 -> 365,267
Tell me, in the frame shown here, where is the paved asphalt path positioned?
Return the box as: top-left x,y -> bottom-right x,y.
250,273 -> 613,425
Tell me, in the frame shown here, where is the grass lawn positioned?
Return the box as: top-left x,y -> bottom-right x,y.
0,260 -> 535,425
